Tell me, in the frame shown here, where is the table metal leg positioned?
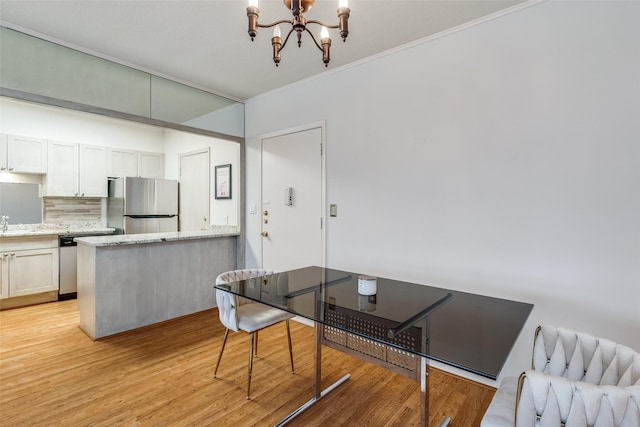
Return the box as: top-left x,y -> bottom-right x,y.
420,355 -> 429,427
420,318 -> 451,427
275,322 -> 350,426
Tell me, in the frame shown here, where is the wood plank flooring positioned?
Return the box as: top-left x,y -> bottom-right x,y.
0,300 -> 495,426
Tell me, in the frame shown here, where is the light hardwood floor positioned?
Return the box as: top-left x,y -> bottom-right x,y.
0,300 -> 495,426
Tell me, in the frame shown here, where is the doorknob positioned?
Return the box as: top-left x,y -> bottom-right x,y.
261,231 -> 269,237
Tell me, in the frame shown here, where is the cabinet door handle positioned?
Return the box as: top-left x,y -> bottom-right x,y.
10,252 -> 15,256
2,253 -> 8,257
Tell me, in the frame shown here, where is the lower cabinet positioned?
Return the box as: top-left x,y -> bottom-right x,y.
0,236 -> 59,300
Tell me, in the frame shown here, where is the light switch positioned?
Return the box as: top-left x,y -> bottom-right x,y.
249,203 -> 257,214
330,204 -> 337,217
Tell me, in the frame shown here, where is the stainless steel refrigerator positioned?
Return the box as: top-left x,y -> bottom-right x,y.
107,177 -> 179,234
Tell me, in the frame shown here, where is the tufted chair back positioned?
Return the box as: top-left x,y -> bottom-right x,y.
482,326 -> 640,427
514,326 -> 640,426
516,371 -> 640,427
532,325 -> 640,386
215,269 -> 274,332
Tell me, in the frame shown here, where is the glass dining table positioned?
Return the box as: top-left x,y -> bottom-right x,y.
214,266 -> 534,426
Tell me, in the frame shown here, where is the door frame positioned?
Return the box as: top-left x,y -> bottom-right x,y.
259,121 -> 327,269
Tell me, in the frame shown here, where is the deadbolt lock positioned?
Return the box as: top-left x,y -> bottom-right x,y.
261,231 -> 269,237
263,210 -> 269,216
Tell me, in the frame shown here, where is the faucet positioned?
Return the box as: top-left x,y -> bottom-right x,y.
1,215 -> 9,232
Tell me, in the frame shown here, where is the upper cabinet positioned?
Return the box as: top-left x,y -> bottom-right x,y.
139,152 -> 164,179
45,141 -> 78,196
0,134 -> 48,174
44,141 -> 107,197
108,148 -> 164,179
79,144 -> 109,197
108,148 -> 137,178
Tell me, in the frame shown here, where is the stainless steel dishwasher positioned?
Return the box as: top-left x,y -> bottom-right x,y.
59,232 -> 113,300
58,235 -> 78,300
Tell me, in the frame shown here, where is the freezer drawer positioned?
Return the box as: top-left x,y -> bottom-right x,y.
124,216 -> 178,234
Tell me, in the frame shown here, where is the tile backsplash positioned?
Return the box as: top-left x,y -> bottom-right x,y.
43,197 -> 102,224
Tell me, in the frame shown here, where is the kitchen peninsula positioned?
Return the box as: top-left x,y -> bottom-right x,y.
75,229 -> 239,339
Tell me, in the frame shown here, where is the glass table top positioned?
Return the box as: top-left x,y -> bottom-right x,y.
215,266 -> 533,379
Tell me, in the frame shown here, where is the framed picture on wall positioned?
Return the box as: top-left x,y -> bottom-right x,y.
214,164 -> 232,199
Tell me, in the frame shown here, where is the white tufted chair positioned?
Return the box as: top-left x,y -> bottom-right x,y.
214,269 -> 295,399
481,325 -> 640,426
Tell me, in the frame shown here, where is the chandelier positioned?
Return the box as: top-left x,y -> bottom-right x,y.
246,0 -> 350,67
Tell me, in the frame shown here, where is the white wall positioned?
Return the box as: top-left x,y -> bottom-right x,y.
0,97 -> 164,151
164,129 -> 240,226
244,1 -> 640,384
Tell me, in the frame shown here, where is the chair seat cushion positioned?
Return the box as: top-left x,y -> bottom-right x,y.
237,303 -> 296,333
481,376 -> 518,427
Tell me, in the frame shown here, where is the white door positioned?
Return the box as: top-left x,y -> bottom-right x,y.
179,149 -> 210,231
261,126 -> 324,271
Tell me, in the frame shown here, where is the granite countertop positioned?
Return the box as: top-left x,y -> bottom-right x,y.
75,228 -> 240,247
0,223 -> 115,238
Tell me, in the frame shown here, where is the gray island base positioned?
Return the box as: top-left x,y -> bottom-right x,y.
75,230 -> 238,339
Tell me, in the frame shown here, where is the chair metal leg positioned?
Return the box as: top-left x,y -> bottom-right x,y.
247,332 -> 255,400
213,328 -> 230,378
286,320 -> 294,373
254,331 -> 259,357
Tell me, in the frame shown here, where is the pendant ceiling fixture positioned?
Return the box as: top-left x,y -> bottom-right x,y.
246,0 -> 350,67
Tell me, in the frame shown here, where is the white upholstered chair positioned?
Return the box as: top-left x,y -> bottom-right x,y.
481,325 -> 640,426
214,269 -> 295,399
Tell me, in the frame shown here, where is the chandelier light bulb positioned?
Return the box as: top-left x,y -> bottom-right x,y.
320,26 -> 329,40
273,25 -> 281,38
339,0 -> 348,8
248,0 -> 258,7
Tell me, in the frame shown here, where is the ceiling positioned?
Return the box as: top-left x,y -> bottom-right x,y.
0,0 -> 523,101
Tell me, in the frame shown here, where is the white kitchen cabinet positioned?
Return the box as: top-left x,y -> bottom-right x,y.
44,142 -> 107,197
108,148 -> 164,178
0,236 -> 59,300
79,144 -> 108,196
108,147 -> 138,177
45,141 -> 78,196
0,252 -> 8,299
139,151 -> 164,178
0,135 -> 6,172
0,134 -> 48,174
